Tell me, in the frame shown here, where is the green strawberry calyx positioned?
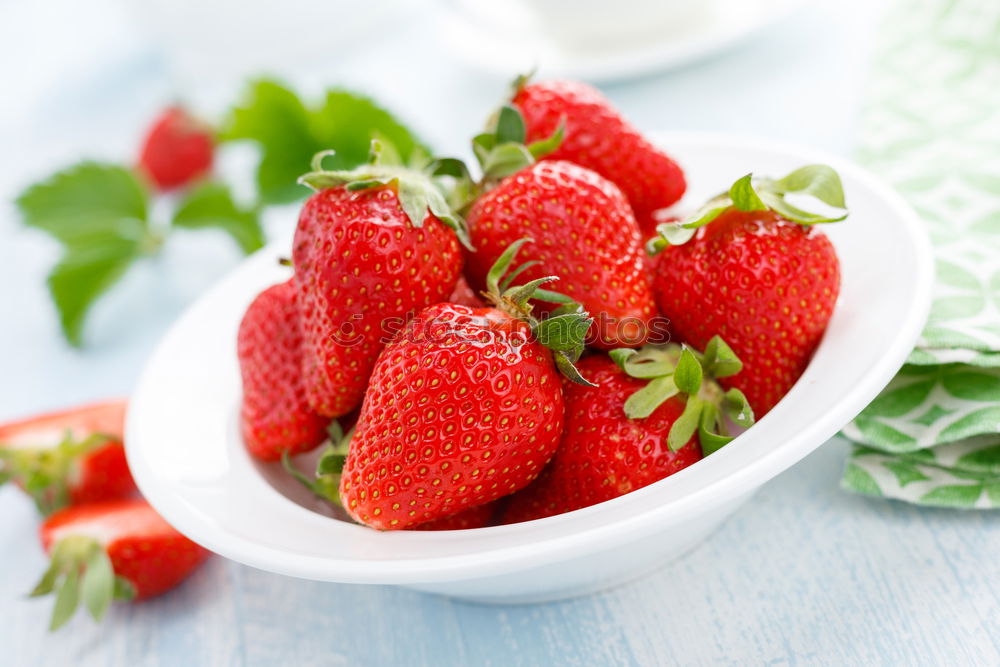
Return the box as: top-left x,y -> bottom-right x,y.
29,534 -> 136,632
282,421 -> 352,507
298,140 -> 473,250
0,432 -> 116,516
648,164 -> 849,253
484,238 -> 595,386
609,336 -> 755,454
474,104 -> 564,184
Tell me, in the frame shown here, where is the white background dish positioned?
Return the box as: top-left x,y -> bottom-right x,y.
126,132 -> 933,603
441,0 -> 810,83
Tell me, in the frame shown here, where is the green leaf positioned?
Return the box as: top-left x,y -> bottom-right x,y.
703,336 -> 743,379
221,79 -> 426,204
535,313 -> 591,353
481,143 -> 535,180
486,238 -> 532,295
16,163 -> 148,245
722,388 -> 755,428
623,375 -> 680,419
609,348 -> 637,371
29,560 -> 62,598
527,120 -> 565,159
728,174 -> 767,212
495,105 -> 526,145
673,348 -> 703,395
697,403 -> 733,455
667,397 -> 703,452
49,566 -> 81,631
772,164 -> 847,208
113,577 -> 136,601
172,182 -> 263,254
316,447 -> 347,476
654,221 -> 699,246
80,546 -> 115,622
48,237 -> 142,346
553,351 -> 597,387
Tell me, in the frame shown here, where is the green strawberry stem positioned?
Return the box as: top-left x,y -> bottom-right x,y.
473,105 -> 564,186
610,336 -> 755,453
298,140 -> 473,250
29,535 -> 135,631
483,238 -> 595,386
281,422 -> 353,507
648,164 -> 849,254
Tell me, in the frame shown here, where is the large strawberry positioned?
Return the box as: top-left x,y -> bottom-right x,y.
31,499 -> 210,630
339,240 -> 593,530
293,143 -> 467,418
464,109 -> 657,349
0,400 -> 135,515
651,166 -> 847,416
503,338 -> 753,523
509,77 -> 686,237
238,279 -> 330,461
137,106 -> 213,190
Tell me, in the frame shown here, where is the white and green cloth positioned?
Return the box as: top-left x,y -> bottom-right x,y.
840,0 -> 1000,508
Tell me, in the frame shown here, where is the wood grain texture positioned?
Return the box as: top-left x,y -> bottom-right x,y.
4,439 -> 998,666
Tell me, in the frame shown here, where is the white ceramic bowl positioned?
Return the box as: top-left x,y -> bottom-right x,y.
126,133 -> 934,603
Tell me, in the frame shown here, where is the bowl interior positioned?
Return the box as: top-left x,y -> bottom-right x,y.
126,133 -> 933,584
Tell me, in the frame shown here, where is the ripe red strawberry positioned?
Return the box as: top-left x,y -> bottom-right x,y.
651,167 -> 846,416
340,240 -> 592,530
447,275 -> 484,308
238,279 -> 330,461
0,400 -> 135,515
466,156 -> 655,349
32,499 -> 210,630
294,146 -> 466,418
510,78 -> 686,237
503,338 -> 753,523
137,107 -> 213,189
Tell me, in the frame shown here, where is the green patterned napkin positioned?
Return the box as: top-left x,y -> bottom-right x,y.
840,0 -> 1000,507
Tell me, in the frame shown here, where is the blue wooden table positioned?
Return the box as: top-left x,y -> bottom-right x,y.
2,0 -> 997,663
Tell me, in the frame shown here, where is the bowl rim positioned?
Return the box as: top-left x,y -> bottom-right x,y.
126,131 -> 935,584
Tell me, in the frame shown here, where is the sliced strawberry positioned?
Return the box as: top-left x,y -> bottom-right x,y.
32,499 -> 209,630
0,400 -> 135,515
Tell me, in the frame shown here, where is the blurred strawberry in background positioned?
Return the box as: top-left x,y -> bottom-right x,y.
137,106 -> 214,189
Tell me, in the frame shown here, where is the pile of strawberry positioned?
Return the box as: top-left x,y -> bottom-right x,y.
240,76 -> 848,531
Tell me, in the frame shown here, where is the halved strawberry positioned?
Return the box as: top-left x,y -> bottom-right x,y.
32,499 -> 209,630
0,400 -> 135,515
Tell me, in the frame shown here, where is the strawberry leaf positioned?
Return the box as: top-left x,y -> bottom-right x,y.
495,105 -> 526,145
50,567 -> 81,631
729,174 -> 767,212
16,163 -> 154,346
172,182 -> 263,254
48,238 -> 143,347
624,375 -> 680,419
673,348 -> 704,395
16,163 -> 148,244
80,545 -> 115,622
772,164 -> 846,208
667,397 -> 703,452
702,335 -> 743,379
221,79 -> 427,204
